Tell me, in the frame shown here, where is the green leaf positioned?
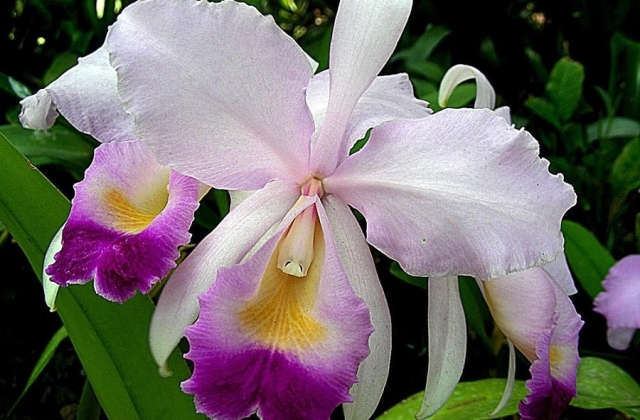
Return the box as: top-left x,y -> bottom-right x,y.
524,97 -> 562,130
610,137 -> 640,196
389,261 -> 426,289
78,380 -> 102,420
44,52 -> 80,85
391,24 -> 451,64
0,132 -> 204,420
459,277 -> 492,351
0,73 -> 32,98
562,220 -> 616,297
610,32 -> 640,118
571,357 -> 640,410
375,379 -> 528,420
8,326 -> 69,416
585,117 -> 640,143
426,83 -> 476,112
545,57 -> 584,122
0,124 -> 95,174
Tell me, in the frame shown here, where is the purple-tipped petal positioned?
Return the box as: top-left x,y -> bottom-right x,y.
306,71 -> 430,155
46,140 -> 199,302
483,268 -> 582,420
594,255 -> 640,350
149,179 -> 300,374
108,0 -> 315,190
182,198 -> 372,420
19,46 -> 134,143
325,109 -> 576,280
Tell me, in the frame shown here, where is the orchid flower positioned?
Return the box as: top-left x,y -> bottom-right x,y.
423,65 -> 582,420
594,255 -> 640,350
19,46 -> 202,305
101,0 -> 576,417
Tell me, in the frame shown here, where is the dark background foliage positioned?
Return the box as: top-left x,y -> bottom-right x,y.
1,0 -> 639,419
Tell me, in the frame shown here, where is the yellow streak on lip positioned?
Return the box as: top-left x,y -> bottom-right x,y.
103,188 -> 165,234
239,221 -> 326,352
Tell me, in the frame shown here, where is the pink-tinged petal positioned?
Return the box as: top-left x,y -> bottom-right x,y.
594,255 -> 640,350
182,198 -> 372,420
542,251 -> 578,296
108,0 -> 315,189
325,109 -> 576,280
483,268 -> 582,420
306,71 -> 430,155
417,277 -> 467,419
494,106 -> 512,124
42,224 -> 64,311
149,179 -> 300,374
439,64 -> 496,109
322,194 -> 391,420
46,140 -> 199,303
310,0 -> 412,176
19,46 -> 134,143
483,268 -> 557,362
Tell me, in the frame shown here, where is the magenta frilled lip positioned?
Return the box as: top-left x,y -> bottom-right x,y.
182,199 -> 373,420
46,140 -> 200,303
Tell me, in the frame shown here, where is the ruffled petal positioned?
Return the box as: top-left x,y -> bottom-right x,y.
594,255 -> 640,350
19,46 -> 134,143
149,179 -> 300,374
107,0 -> 315,189
306,71 -> 430,155
46,140 -> 199,303
439,64 -> 496,109
310,0 -> 412,176
417,276 -> 467,419
483,268 -> 582,420
182,198 -> 372,420
325,109 -> 576,280
322,194 -> 392,420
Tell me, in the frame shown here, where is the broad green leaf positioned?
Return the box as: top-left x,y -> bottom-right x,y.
524,97 -> 562,130
426,83 -> 476,112
610,137 -> 640,196
0,124 -> 95,174
8,326 -> 69,416
562,220 -> 615,298
610,32 -> 640,118
406,60 -> 445,84
375,379 -> 528,420
43,52 -> 80,85
586,117 -> 640,143
571,357 -> 640,410
0,132 -> 204,420
545,57 -> 584,122
391,25 -> 451,64
0,72 -> 32,98
78,380 -> 102,420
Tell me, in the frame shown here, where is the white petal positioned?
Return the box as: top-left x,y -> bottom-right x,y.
417,276 -> 467,419
21,46 -> 134,143
322,194 -> 391,420
439,64 -> 496,109
310,0 -> 413,176
108,0 -> 315,189
42,224 -> 64,311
